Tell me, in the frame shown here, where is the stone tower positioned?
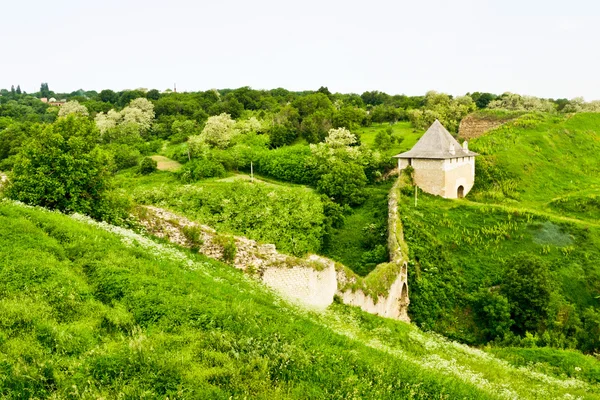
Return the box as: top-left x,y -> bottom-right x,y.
393,120 -> 478,199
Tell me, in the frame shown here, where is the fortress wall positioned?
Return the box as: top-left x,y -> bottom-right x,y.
412,159 -> 446,197
138,180 -> 412,321
337,264 -> 409,322
261,260 -> 338,310
443,157 -> 476,198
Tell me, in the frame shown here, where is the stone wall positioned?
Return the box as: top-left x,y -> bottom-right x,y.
412,159 -> 446,197
443,157 -> 475,199
458,113 -> 516,140
136,178 -> 411,322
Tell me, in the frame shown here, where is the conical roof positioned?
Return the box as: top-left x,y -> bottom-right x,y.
393,120 -> 478,159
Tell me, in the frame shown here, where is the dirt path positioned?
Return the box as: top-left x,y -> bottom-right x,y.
150,155 -> 182,172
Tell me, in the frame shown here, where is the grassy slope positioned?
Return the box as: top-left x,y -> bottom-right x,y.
400,112 -> 600,342
113,171 -> 324,257
470,113 -> 600,213
1,200 -> 599,399
355,121 -> 423,156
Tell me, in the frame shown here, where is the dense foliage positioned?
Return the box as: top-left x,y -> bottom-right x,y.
5,116 -> 118,221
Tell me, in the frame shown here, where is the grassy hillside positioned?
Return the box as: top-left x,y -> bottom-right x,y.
355,121 -> 423,155
1,200 -> 599,398
401,112 -> 600,350
114,171 -> 325,257
470,112 -> 600,213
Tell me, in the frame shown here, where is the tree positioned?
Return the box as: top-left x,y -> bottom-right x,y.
501,253 -> 553,335
373,130 -> 393,150
40,83 -> 51,98
6,115 -> 111,219
99,89 -> 118,104
197,113 -> 236,149
15,85 -> 22,95
10,85 -> 15,96
333,106 -> 368,130
324,127 -> 358,148
58,101 -> 89,117
472,288 -> 513,341
146,89 -> 161,101
121,98 -> 155,132
487,93 -> 556,112
317,160 -> 367,205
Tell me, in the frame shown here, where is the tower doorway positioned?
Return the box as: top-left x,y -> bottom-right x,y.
457,185 -> 464,198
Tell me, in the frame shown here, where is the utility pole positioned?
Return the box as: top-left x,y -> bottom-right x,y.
414,186 -> 418,208
250,161 -> 254,183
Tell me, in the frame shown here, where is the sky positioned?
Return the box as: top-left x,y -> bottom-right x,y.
2,0 -> 600,99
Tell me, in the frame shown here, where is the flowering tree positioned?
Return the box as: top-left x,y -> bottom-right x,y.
94,97 -> 155,139
487,93 -> 555,112
198,113 -> 236,149
58,101 -> 89,117
408,91 -> 476,133
324,127 -> 358,148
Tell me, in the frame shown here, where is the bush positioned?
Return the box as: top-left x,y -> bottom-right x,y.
215,235 -> 237,263
182,225 -> 204,252
106,143 -> 141,171
472,288 -> 513,341
139,157 -> 158,175
176,158 -> 226,182
501,253 -> 553,335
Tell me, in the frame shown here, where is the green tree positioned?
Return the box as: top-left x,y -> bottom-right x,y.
374,130 -> 392,150
99,89 -> 118,104
472,288 -> 513,341
7,115 -> 112,219
40,82 -> 51,98
317,160 -> 367,205
501,254 -> 553,335
15,85 -> 22,95
146,89 -> 161,101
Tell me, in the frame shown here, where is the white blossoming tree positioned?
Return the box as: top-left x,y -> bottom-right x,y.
94,97 -> 155,140
199,113 -> 236,149
58,101 -> 89,117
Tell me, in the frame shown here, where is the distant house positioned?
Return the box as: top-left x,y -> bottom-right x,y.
393,120 -> 478,199
46,97 -> 66,107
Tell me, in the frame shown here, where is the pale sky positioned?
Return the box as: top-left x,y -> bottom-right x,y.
3,0 -> 600,99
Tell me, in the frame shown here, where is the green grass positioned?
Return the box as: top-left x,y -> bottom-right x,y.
1,200 -> 599,398
470,113 -> 600,215
355,121 -> 424,155
400,189 -> 600,341
113,170 -> 325,257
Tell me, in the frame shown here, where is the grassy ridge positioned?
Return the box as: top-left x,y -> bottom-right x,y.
470,113 -> 600,210
114,171 -> 325,257
1,200 -> 598,398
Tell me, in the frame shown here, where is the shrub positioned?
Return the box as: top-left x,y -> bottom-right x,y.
215,235 -> 237,263
317,161 -> 367,205
176,158 -> 226,182
182,225 -> 204,252
139,157 -> 158,175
